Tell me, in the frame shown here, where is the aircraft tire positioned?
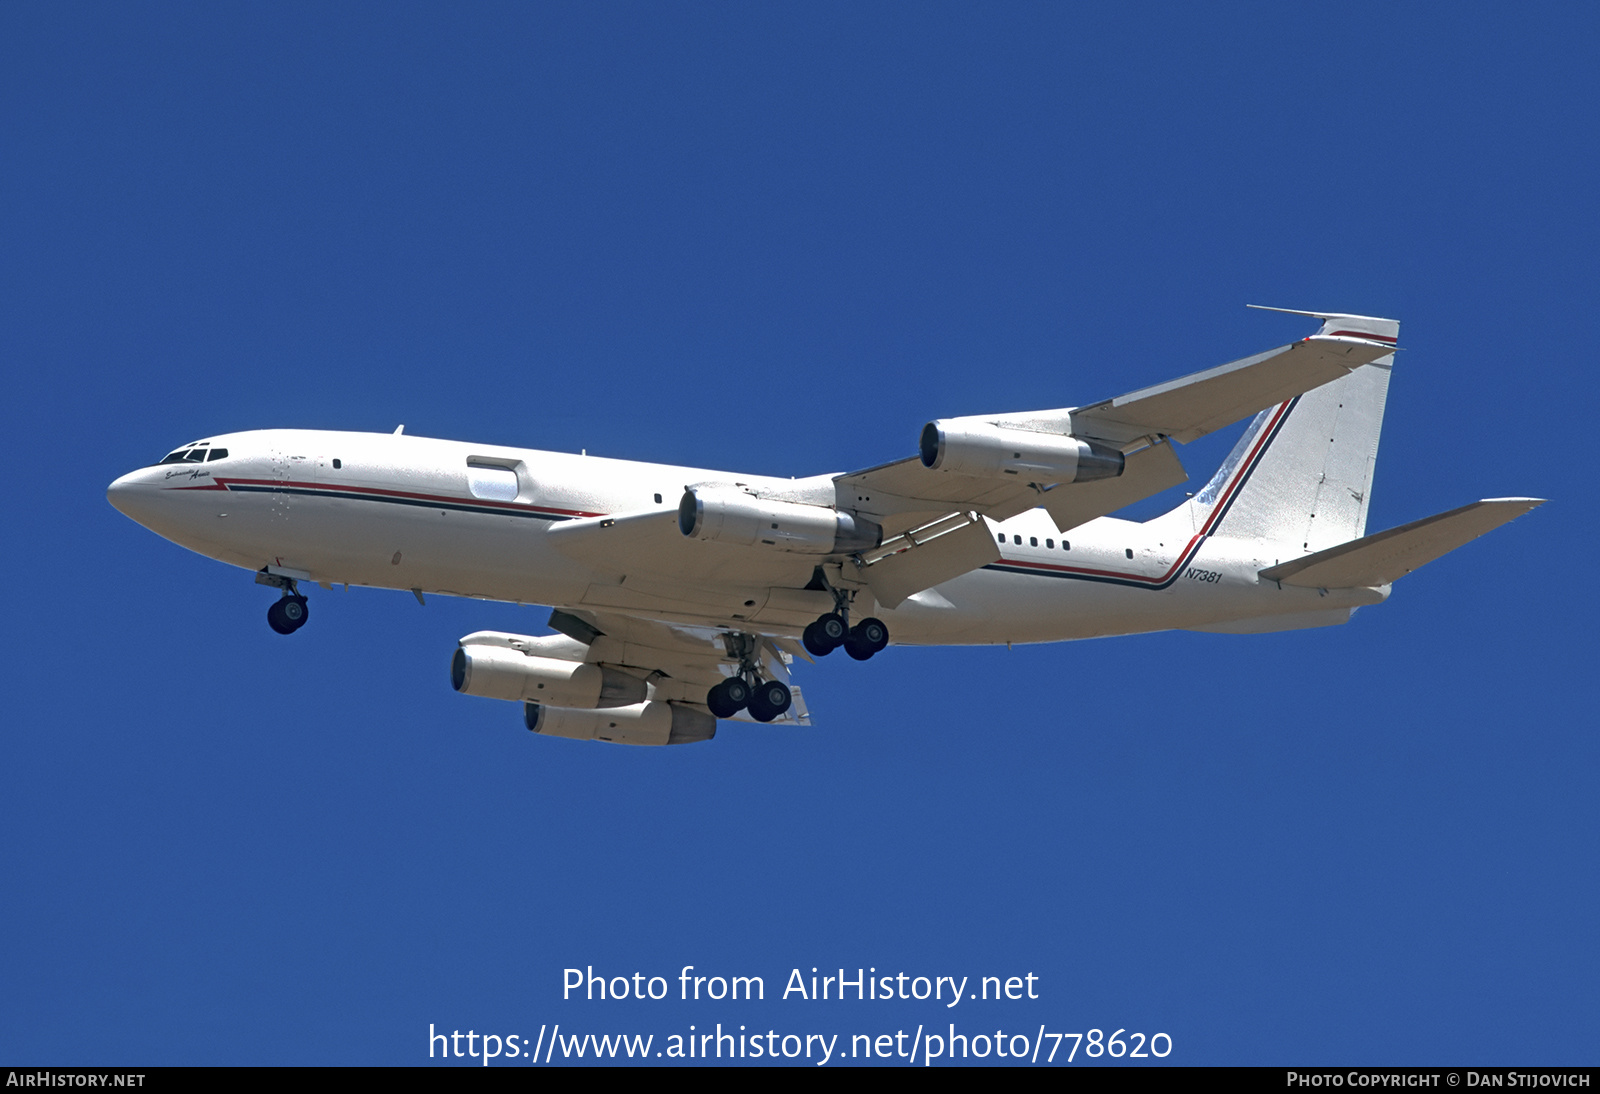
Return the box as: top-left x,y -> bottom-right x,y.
843,632 -> 876,661
746,679 -> 791,723
707,678 -> 750,719
817,613 -> 848,646
267,598 -> 302,635
854,617 -> 889,652
802,621 -> 834,657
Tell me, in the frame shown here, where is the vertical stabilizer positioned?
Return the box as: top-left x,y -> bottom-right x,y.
1174,312 -> 1397,553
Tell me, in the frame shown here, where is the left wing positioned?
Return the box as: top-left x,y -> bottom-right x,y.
452,609 -> 809,746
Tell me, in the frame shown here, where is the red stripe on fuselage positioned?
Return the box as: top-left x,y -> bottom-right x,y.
168,477 -> 602,518
992,398 -> 1293,584
1326,330 -> 1397,344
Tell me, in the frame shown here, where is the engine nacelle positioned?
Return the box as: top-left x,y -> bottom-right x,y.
524,701 -> 716,746
919,420 -> 1124,484
678,487 -> 880,554
452,644 -> 647,708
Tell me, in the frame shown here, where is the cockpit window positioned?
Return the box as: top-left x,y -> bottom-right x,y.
206,448 -> 229,462
157,443 -> 211,465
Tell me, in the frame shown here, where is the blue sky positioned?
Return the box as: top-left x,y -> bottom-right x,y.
2,2 -> 1595,1066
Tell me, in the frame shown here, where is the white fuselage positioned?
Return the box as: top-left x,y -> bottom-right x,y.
107,428 -> 1382,645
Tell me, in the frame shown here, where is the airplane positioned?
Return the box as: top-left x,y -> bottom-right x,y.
107,307 -> 1542,746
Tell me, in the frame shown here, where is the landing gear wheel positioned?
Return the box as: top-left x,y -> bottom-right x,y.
843,617 -> 888,660
267,595 -> 308,635
856,616 -> 889,653
746,679 -> 792,723
707,677 -> 751,719
804,613 -> 848,656
818,613 -> 848,645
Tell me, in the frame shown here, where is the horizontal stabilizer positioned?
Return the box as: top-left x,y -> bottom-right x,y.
1190,607 -> 1354,634
1258,498 -> 1544,589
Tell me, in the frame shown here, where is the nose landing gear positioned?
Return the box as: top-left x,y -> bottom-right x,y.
257,568 -> 310,634
266,594 -> 309,635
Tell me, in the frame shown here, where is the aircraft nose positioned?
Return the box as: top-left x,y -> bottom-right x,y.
107,469 -> 158,524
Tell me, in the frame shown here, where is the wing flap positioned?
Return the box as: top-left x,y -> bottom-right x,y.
835,457 -> 1037,530
835,439 -> 1188,534
856,513 -> 1002,608
1258,498 -> 1545,589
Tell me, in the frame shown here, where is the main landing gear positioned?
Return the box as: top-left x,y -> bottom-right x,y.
706,633 -> 793,722
802,608 -> 889,661
258,569 -> 309,635
707,675 -> 792,722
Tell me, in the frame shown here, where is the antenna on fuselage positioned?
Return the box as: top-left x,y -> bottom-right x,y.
393,424 -> 405,435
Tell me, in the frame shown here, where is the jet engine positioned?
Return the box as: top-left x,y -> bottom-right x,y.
451,644 -> 647,708
678,487 -> 881,554
919,421 -> 1125,483
524,700 -> 716,746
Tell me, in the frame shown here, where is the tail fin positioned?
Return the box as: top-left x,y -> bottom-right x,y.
1175,311 -> 1397,553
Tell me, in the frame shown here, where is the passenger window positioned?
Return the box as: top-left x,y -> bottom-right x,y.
1013,535 -> 1021,544
1062,541 -> 1070,550
1030,537 -> 1037,547
207,448 -> 229,462
332,458 -> 341,469
467,462 -> 519,501
997,534 -> 1005,545
654,493 -> 662,504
